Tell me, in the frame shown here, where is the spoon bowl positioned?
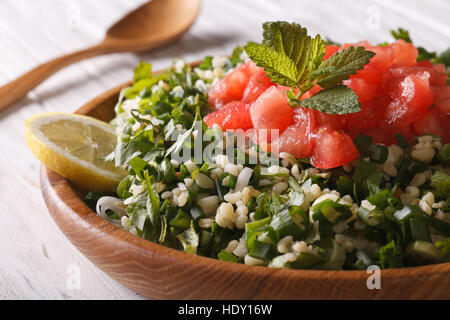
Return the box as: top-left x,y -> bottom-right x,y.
105,0 -> 201,51
0,0 -> 201,112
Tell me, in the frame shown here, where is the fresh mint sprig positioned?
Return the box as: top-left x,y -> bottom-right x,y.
244,21 -> 376,115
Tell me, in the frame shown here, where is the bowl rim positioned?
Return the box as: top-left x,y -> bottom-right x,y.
40,63 -> 450,297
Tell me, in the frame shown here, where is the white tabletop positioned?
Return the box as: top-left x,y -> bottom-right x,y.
0,0 -> 449,300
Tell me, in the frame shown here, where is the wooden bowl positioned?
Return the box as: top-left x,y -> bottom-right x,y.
40,71 -> 450,300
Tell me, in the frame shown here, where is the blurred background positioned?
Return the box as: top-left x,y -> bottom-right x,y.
0,0 -> 448,299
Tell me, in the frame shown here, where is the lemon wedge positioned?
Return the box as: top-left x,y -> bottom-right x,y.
25,112 -> 126,192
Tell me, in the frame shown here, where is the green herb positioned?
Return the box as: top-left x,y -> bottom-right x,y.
218,250 -> 238,262
395,133 -> 409,149
430,170 -> 450,199
437,144 -> 450,165
230,46 -> 244,66
390,28 -> 412,43
354,134 -> 388,163
436,238 -> 450,262
198,56 -> 213,70
378,240 -> 404,268
244,21 -> 375,114
176,221 -> 199,254
404,240 -> 442,265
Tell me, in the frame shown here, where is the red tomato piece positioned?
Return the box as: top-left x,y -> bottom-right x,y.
236,61 -> 263,77
310,127 -> 360,169
250,86 -> 294,141
436,98 -> 450,115
352,64 -> 384,84
242,70 -> 273,103
390,39 -> 418,67
343,78 -> 379,102
344,97 -> 389,133
203,101 -> 252,130
324,45 -> 340,60
313,110 -> 347,130
415,60 -> 448,86
431,85 -> 450,101
413,108 -> 450,143
363,125 -> 415,146
271,107 -> 317,158
208,69 -> 249,109
366,45 -> 396,71
384,63 -> 448,87
381,73 -> 434,127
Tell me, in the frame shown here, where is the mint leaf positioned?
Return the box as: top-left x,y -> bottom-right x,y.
245,21 -> 373,115
261,21 -> 311,83
312,46 -> 375,88
262,21 -> 308,61
244,42 -> 301,87
307,34 -> 326,73
299,85 -> 361,114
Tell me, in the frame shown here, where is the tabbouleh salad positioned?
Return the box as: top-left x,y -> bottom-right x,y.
87,22 -> 450,270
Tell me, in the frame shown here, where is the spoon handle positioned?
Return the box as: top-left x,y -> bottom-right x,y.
0,44 -> 116,112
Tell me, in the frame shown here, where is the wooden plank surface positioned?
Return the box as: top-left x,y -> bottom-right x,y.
0,0 -> 448,300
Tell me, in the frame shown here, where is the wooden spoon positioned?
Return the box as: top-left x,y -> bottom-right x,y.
0,0 -> 201,112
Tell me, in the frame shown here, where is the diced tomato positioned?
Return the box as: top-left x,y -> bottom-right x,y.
203,101 -> 252,130
205,39 -> 447,168
342,79 -> 386,132
343,78 -> 378,101
394,187 -> 403,198
236,61 -> 263,77
324,45 -> 340,60
242,70 -> 273,103
353,64 -> 384,84
345,98 -> 388,133
431,85 -> 450,101
413,108 -> 450,143
415,60 -> 448,85
363,124 -> 415,146
250,86 -> 294,141
271,123 -> 313,158
381,73 -> 434,127
271,107 -> 317,158
310,127 -> 360,169
431,85 -> 450,114
293,105 -> 317,127
436,98 -> 450,115
383,62 -> 448,87
390,39 -> 418,67
366,45 -> 395,71
313,110 -> 347,130
208,69 -> 249,109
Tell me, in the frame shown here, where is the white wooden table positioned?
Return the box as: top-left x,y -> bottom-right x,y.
0,0 -> 448,300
